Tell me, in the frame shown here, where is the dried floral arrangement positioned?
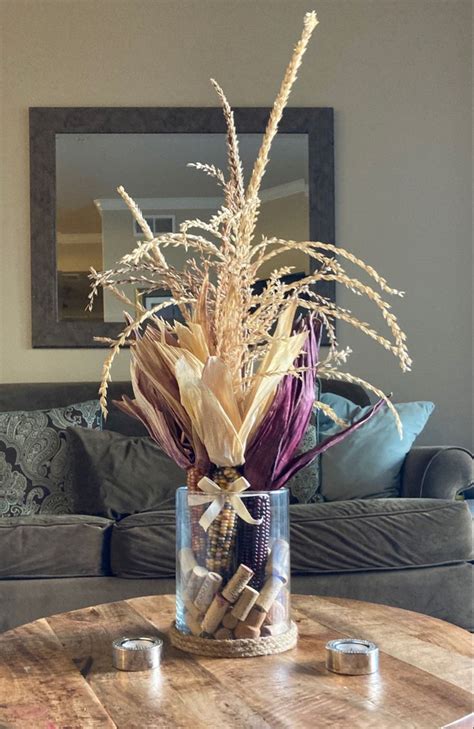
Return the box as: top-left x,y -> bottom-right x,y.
89,12 -> 411,607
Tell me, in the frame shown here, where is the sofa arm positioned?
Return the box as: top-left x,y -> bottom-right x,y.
401,446 -> 473,500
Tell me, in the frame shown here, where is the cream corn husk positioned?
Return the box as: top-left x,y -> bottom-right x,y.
90,11 -> 411,472
174,301 -> 307,466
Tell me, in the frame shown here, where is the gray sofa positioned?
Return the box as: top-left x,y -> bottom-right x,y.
0,381 -> 472,634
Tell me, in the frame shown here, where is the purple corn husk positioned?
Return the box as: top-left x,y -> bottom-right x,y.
114,367 -> 209,472
112,316 -> 209,471
270,396 -> 386,489
115,399 -> 191,471
244,316 -> 321,490
244,315 -> 387,490
275,316 -> 321,476
116,395 -> 192,470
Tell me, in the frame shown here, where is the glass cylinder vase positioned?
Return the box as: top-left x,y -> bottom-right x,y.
172,485 -> 296,657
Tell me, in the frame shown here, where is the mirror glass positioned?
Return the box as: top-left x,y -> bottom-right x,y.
56,133 -> 309,321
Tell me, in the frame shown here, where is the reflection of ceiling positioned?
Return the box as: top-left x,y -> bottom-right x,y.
56,133 -> 308,210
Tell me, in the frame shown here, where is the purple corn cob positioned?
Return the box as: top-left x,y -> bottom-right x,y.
237,494 -> 271,591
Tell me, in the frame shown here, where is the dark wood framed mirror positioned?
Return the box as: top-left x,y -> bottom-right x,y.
29,106 -> 334,348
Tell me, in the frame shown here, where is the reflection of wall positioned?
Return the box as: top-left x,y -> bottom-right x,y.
255,193 -> 309,279
56,231 -> 104,318
101,207 -> 217,321
57,203 -> 102,234
57,242 -> 102,272
1,1 -> 471,450
58,272 -> 103,320
57,233 -> 103,318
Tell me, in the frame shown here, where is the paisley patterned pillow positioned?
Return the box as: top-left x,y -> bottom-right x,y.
287,382 -> 322,504
287,423 -> 322,504
0,401 -> 101,517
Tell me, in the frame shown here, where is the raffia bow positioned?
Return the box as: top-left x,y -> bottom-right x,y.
187,476 -> 264,531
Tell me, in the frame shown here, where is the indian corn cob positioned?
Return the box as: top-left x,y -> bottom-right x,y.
205,466 -> 239,576
237,493 -> 271,590
186,466 -> 208,564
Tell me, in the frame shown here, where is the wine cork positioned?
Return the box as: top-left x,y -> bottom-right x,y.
265,539 -> 290,578
179,547 -> 197,580
201,594 -> 229,634
221,564 -> 254,604
245,606 -> 267,630
184,597 -> 204,623
185,612 -> 204,637
222,612 -> 239,630
264,599 -> 285,625
256,575 -> 286,613
231,586 -> 259,621
186,565 -> 208,601
261,622 -> 288,637
234,622 -> 260,640
194,572 -> 223,613
214,627 -> 233,640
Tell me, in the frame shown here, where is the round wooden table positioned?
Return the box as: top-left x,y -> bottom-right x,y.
0,595 -> 472,728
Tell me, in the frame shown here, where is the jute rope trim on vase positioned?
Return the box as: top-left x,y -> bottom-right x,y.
169,621 -> 298,658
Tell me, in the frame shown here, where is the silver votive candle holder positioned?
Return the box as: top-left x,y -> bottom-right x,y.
112,636 -> 163,671
326,638 -> 379,675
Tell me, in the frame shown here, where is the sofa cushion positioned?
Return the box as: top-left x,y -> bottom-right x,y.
290,499 -> 472,574
111,510 -> 176,578
66,428 -> 185,519
111,499 -> 472,580
0,514 -> 112,578
0,400 -> 102,517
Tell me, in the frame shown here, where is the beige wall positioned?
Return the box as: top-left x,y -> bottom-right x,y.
0,0 -> 471,448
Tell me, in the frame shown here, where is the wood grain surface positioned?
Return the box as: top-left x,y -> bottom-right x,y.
0,594 -> 472,729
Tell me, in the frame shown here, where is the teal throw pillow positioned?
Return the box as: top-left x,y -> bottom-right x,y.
318,393 -> 434,501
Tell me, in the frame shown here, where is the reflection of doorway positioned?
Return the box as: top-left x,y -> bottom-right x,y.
58,272 -> 103,320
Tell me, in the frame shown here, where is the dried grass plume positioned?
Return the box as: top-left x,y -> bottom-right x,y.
89,11 -> 410,445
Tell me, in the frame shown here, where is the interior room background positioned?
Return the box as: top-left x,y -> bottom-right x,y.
0,0 -> 471,449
